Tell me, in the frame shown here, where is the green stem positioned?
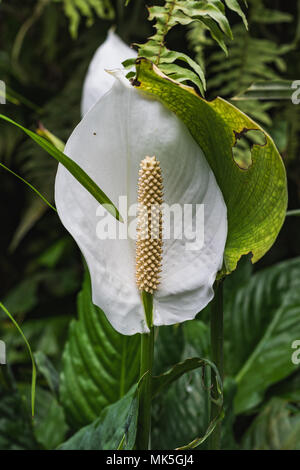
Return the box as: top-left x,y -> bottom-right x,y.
208,280 -> 224,450
136,328 -> 154,450
136,291 -> 154,450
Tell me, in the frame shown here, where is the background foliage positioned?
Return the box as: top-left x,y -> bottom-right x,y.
0,0 -> 300,450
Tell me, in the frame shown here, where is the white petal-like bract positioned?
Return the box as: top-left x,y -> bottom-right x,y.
55,78 -> 227,335
81,30 -> 137,116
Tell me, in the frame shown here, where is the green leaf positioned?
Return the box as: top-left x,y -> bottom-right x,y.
2,315 -> 70,363
220,377 -> 239,450
242,398 -> 300,450
34,395 -> 67,450
152,357 -> 220,398
224,0 -> 248,28
0,114 -> 122,222
0,161 -> 56,212
34,351 -> 60,398
232,80 -> 295,101
183,319 -> 210,357
0,388 -> 38,450
59,273 -> 140,428
286,209 -> 300,217
56,0 -> 114,38
152,357 -> 223,449
58,385 -> 139,450
223,258 -> 300,413
252,7 -> 293,24
0,302 -> 36,417
37,238 -> 72,269
2,278 -> 39,315
134,59 -> 287,274
152,368 -> 210,450
152,333 -> 217,450
21,385 -> 68,450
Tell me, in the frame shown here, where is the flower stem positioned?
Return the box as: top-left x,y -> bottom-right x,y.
209,280 -> 224,450
136,327 -> 154,450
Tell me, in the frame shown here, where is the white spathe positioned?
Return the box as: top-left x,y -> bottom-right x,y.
55,76 -> 228,335
81,30 -> 137,116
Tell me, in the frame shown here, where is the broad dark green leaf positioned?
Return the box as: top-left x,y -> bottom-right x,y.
60,274 -> 140,428
34,351 -> 60,397
242,398 -> 300,450
220,377 -> 238,450
157,363 -> 222,450
2,315 -> 70,366
34,395 -> 67,449
152,368 -> 210,450
224,258 -> 300,413
59,385 -> 138,450
152,338 -> 217,450
21,385 -> 68,450
0,388 -> 38,450
183,319 -> 210,358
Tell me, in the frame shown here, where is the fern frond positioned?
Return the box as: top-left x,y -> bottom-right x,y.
223,0 -> 248,28
250,4 -> 293,24
187,21 -> 214,72
126,0 -> 245,95
207,16 -> 293,100
54,0 -> 114,38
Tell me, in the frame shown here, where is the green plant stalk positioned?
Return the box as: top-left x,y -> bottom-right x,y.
136,292 -> 154,450
208,280 -> 224,450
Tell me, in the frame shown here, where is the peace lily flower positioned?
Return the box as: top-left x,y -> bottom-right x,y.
55,32 -> 228,335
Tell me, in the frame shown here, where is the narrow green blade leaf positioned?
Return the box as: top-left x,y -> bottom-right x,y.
0,302 -> 36,417
286,209 -> 300,217
0,114 -> 122,222
0,162 -> 56,212
152,357 -> 220,397
34,351 -> 60,398
152,357 -> 223,449
232,80 -> 295,101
